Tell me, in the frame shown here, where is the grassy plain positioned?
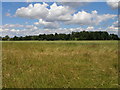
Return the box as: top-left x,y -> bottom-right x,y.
2,41 -> 118,88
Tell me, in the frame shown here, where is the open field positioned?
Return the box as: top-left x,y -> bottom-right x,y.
2,41 -> 119,88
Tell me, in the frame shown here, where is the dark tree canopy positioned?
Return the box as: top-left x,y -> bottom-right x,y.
2,31 -> 119,41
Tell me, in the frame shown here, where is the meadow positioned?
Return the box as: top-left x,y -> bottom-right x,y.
2,41 -> 119,88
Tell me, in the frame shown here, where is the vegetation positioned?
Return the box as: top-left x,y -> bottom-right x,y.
2,41 -> 118,88
2,31 -> 119,41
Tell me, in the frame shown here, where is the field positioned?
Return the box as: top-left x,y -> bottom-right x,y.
2,41 -> 119,88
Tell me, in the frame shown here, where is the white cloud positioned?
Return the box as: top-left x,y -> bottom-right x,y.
105,21 -> 119,35
16,3 -> 73,22
16,3 -> 49,19
106,0 -> 120,9
1,23 -> 119,37
15,3 -> 74,28
107,26 -> 118,30
15,3 -> 117,28
2,24 -> 24,28
1,26 -> 39,37
87,26 -> 94,30
113,20 -> 120,27
59,2 -> 88,9
2,24 -> 38,30
34,19 -> 59,29
3,2 -> 118,37
46,3 -> 74,22
66,10 -> 116,25
59,0 -> 98,9
106,25 -> 118,35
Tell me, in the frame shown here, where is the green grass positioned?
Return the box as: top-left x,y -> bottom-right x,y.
2,41 -> 118,88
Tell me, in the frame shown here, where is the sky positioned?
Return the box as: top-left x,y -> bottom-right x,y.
1,1 -> 120,37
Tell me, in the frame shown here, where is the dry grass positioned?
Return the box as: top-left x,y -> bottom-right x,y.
2,41 -> 118,88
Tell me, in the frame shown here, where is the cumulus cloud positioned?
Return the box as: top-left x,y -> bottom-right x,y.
16,3 -> 75,28
25,0 -> 120,9
15,3 -> 117,28
105,21 -> 119,35
3,2 -> 118,37
2,24 -> 24,28
87,26 -> 94,30
2,24 -> 38,30
1,23 -> 118,37
66,10 -> 116,25
107,26 -> 118,30
16,3 -> 49,19
106,0 -> 120,9
1,24 -> 38,37
0,27 -> 82,37
16,3 -> 74,21
59,0 -> 98,9
46,3 -> 74,22
2,0 -> 120,38
59,2 -> 88,9
113,20 -> 120,27
34,19 -> 59,29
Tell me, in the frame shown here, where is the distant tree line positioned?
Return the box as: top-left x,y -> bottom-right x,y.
1,31 -> 119,41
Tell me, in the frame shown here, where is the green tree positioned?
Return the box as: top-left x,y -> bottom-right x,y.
2,35 -> 10,41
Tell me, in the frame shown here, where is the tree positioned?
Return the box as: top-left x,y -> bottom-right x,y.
2,35 -> 10,41
110,34 -> 119,40
2,31 -> 119,41
12,36 -> 19,41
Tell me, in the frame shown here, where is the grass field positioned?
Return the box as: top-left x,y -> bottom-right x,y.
2,41 -> 119,88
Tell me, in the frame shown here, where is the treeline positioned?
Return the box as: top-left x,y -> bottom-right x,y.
1,31 -> 119,41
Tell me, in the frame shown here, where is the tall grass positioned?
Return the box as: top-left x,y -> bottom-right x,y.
2,41 -> 118,88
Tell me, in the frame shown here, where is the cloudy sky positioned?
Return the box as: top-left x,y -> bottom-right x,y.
1,0 -> 120,37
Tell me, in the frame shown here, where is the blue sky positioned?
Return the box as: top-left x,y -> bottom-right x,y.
1,2 -> 119,37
